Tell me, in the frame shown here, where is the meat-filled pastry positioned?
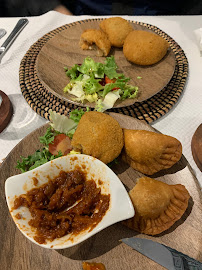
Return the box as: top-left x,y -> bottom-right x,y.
123,177 -> 190,235
100,17 -> 133,47
80,29 -> 111,56
122,129 -> 182,175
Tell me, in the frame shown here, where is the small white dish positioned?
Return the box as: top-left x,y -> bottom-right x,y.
5,154 -> 135,249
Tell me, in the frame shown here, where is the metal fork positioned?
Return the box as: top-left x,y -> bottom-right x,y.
0,18 -> 28,63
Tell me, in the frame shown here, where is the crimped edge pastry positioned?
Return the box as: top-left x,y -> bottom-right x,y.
123,177 -> 190,235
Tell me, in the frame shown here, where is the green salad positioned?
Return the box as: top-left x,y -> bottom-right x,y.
63,56 -> 138,112
16,108 -> 87,173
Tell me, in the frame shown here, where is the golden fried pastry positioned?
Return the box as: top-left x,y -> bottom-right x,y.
80,29 -> 111,56
123,30 -> 169,65
100,17 -> 133,47
122,129 -> 182,175
71,111 -> 124,164
124,177 -> 190,235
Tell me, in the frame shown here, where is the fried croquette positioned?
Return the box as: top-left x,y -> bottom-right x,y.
100,17 -> 133,48
123,30 -> 169,65
80,29 -> 111,56
71,111 -> 124,164
122,129 -> 182,175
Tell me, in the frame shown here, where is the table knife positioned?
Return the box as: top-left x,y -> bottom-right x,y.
121,237 -> 202,270
0,18 -> 28,62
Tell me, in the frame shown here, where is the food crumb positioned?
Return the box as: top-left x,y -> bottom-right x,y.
32,177 -> 38,186
82,261 -> 106,270
15,213 -> 22,219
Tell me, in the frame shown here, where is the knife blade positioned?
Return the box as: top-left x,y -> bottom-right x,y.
0,18 -> 28,62
121,237 -> 202,270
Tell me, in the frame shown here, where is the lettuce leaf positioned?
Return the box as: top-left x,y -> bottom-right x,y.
49,110 -> 77,134
84,76 -> 104,94
77,57 -> 105,78
69,107 -> 89,123
64,64 -> 80,79
103,55 -> 120,79
95,90 -> 120,112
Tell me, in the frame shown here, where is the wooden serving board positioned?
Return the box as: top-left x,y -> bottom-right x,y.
36,19 -> 176,108
191,124 -> 202,172
0,90 -> 13,133
1,113 -> 202,270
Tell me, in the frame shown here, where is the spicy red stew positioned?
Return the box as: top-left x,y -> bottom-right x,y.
13,169 -> 110,244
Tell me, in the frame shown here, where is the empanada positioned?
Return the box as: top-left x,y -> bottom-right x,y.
80,29 -> 111,56
124,177 -> 190,235
122,129 -> 182,175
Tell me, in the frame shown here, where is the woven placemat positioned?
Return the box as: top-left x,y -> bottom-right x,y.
19,19 -> 188,123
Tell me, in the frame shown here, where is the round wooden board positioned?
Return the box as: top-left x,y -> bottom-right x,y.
36,19 -> 176,108
1,113 -> 201,270
191,124 -> 202,172
0,90 -> 13,133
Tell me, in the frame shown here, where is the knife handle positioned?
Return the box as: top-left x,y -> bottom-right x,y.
1,18 -> 28,50
164,245 -> 202,270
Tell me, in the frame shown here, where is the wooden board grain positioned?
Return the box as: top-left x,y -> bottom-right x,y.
0,113 -> 201,270
36,19 -> 176,108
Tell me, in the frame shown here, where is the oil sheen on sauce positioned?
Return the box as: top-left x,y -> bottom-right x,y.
13,169 -> 110,244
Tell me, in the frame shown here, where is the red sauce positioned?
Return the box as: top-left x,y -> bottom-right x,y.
13,169 -> 110,244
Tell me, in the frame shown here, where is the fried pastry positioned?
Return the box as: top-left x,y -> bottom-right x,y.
71,111 -> 124,164
100,17 -> 133,47
80,29 -> 111,56
122,129 -> 182,175
124,177 -> 190,235
123,30 -> 169,65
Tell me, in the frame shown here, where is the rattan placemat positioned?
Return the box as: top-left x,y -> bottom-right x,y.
19,19 -> 188,123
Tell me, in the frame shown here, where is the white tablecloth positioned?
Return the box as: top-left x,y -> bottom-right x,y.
0,11 -> 201,187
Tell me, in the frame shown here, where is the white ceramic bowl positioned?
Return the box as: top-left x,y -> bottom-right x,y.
5,154 -> 135,249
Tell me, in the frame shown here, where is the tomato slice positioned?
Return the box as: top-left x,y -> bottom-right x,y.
105,75 -> 116,84
104,75 -> 119,90
49,134 -> 72,156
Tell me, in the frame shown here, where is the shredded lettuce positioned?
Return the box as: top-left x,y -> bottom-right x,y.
16,128 -> 63,173
69,107 -> 89,123
104,56 -> 121,79
64,56 -> 139,111
16,108 -> 89,172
